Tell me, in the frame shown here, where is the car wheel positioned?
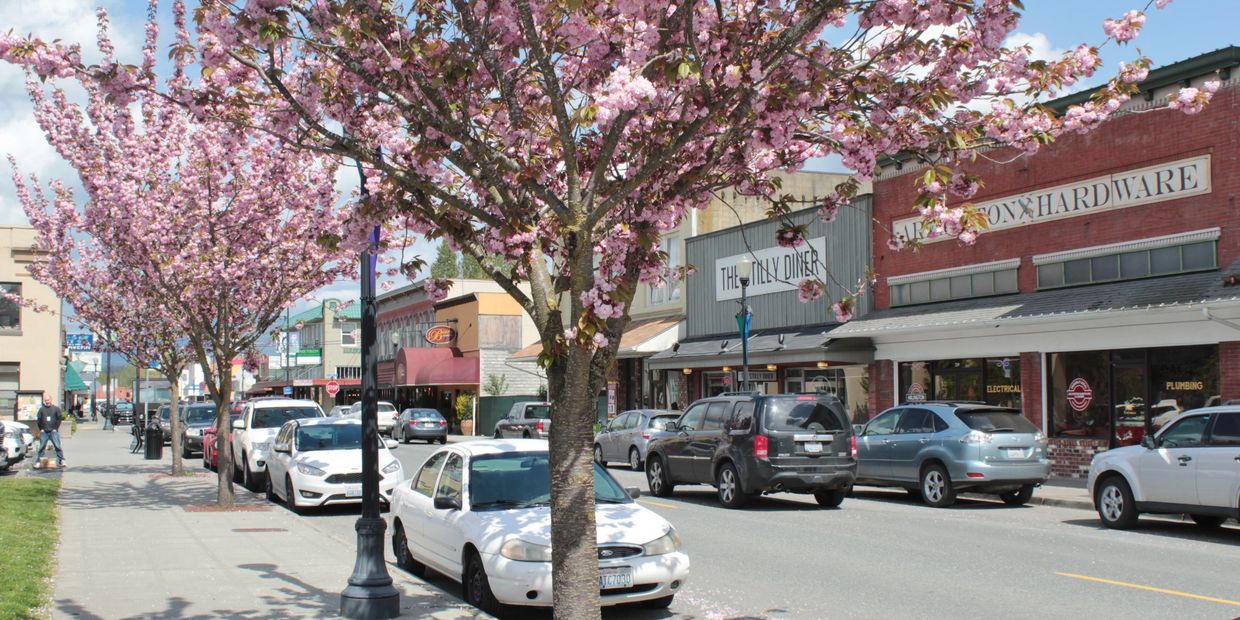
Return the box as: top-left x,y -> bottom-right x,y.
1190,514 -> 1225,528
522,431 -> 531,439
646,456 -> 675,498
628,448 -> 642,472
286,475 -> 306,515
463,550 -> 504,616
593,445 -> 604,466
439,436 -> 447,445
392,521 -> 426,578
814,488 -> 847,508
182,444 -> 192,459
1000,484 -> 1035,506
644,595 -> 674,609
716,463 -> 750,508
920,464 -> 956,508
233,452 -> 243,483
493,430 -> 502,439
243,459 -> 262,492
1095,475 -> 1138,529
264,472 -> 277,502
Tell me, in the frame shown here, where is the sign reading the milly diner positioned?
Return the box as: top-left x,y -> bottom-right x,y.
894,155 -> 1211,243
716,237 -> 827,301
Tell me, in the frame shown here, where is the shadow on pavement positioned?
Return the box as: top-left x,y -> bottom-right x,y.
57,467 -> 267,512
1061,517 -> 1240,544
849,487 -> 1023,511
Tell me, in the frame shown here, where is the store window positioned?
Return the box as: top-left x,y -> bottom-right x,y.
704,371 -> 732,397
786,366 -> 870,422
648,235 -> 682,305
1036,240 -> 1216,290
889,266 -> 1019,307
0,283 -> 20,331
1048,351 -> 1111,439
899,358 -> 1021,408
0,363 -> 18,418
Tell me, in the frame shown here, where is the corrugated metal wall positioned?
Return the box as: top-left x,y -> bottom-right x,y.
685,196 -> 872,338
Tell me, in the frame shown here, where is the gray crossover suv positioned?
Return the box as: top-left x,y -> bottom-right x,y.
855,402 -> 1050,507
594,409 -> 680,471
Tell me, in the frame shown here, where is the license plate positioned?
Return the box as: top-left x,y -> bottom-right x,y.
1005,448 -> 1024,458
345,486 -> 363,498
804,442 -> 823,453
599,567 -> 633,590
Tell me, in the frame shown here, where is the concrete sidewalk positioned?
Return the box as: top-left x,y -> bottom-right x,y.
47,423 -> 485,619
960,477 -> 1093,511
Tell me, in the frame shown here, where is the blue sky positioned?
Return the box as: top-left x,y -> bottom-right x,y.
1,0 -> 1233,316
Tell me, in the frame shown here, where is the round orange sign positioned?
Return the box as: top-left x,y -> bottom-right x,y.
424,325 -> 456,345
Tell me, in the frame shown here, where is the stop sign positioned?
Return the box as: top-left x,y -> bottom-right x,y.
326,380 -> 340,397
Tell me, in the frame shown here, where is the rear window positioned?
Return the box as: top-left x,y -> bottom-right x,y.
763,399 -> 846,433
954,409 -> 1038,433
410,410 -> 442,420
649,415 -> 679,431
524,405 -> 551,419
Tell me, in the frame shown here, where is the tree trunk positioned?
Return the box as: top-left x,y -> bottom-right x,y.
214,376 -> 235,506
547,349 -> 601,619
168,376 -> 185,476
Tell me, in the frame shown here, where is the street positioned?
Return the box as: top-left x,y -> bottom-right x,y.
264,438 -> 1240,620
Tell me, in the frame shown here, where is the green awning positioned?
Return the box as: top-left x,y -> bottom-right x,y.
64,364 -> 88,392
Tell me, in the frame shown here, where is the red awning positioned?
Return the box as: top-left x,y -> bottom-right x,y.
394,347 -> 479,386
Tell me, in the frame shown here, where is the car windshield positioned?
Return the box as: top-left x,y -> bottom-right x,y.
469,452 -> 628,510
184,407 -> 216,424
764,399 -> 846,432
649,415 -> 679,430
954,409 -> 1038,433
116,403 -> 133,412
296,424 -> 365,451
253,407 -> 322,429
524,405 -> 551,419
378,403 -> 397,413
410,410 -> 442,420
160,408 -> 170,420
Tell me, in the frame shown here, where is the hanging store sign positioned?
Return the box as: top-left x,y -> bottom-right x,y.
424,325 -> 457,345
894,155 -> 1211,243
716,237 -> 828,301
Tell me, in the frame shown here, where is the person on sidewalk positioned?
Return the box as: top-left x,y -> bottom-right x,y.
36,394 -> 66,468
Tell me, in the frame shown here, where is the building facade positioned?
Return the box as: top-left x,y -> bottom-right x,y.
835,47 -> 1240,477
249,298 -> 362,407
0,226 -> 62,422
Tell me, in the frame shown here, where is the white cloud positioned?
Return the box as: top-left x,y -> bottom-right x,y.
1004,32 -> 1067,62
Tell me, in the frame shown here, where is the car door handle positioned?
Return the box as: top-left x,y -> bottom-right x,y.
1177,455 -> 1192,465
1234,456 -> 1240,462
919,438 -> 929,444
881,439 -> 890,445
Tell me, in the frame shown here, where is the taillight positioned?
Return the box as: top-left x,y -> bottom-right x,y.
959,430 -> 992,445
438,420 -> 447,427
641,431 -> 651,440
753,434 -> 769,459
537,420 -> 546,432
850,434 -> 857,458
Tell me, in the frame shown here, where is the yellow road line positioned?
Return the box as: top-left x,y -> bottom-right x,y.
1055,572 -> 1240,607
638,498 -> 678,509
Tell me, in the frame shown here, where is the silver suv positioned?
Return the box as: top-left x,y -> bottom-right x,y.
594,409 -> 679,471
855,402 -> 1050,507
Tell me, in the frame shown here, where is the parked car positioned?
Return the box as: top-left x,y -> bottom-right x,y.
394,408 -> 448,444
203,408 -> 242,471
1,420 -> 29,471
854,402 -> 1051,507
231,398 -> 326,491
328,405 -> 350,417
154,404 -> 174,445
1088,405 -> 1240,529
264,417 -> 404,514
346,401 -> 400,435
645,392 -> 856,508
390,439 -> 689,615
594,409 -> 679,471
492,401 -> 552,439
113,401 -> 135,424
179,403 -> 218,458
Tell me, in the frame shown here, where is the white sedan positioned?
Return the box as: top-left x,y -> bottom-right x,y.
264,417 -> 404,514
390,439 -> 689,615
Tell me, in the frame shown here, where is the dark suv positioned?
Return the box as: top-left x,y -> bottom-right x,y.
644,392 -> 856,508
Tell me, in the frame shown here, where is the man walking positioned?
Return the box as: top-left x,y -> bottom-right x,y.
36,394 -> 65,468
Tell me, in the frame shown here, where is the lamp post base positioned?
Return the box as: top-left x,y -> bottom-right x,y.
340,517 -> 400,619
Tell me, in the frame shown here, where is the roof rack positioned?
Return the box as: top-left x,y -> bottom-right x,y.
716,391 -> 761,397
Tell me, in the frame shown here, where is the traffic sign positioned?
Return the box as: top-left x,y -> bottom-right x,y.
326,381 -> 340,397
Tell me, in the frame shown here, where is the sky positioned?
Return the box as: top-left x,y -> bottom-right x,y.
1,0 -> 1234,316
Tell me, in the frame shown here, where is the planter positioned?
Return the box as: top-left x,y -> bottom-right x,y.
459,419 -> 473,436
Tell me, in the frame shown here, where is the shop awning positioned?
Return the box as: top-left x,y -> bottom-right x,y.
509,316 -> 683,362
392,347 -> 479,386
64,364 -> 88,392
647,326 -> 874,370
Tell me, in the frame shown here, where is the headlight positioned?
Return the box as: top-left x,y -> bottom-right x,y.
381,460 -> 401,475
296,462 -> 326,476
500,538 -> 552,562
642,528 -> 682,556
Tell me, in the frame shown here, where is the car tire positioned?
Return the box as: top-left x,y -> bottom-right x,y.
628,448 -> 642,472
1000,484 -> 1035,506
1190,514 -> 1225,529
232,452 -> 243,483
439,436 -> 447,445
493,430 -> 502,439
392,521 -> 426,578
920,464 -> 956,508
593,445 -> 604,466
243,459 -> 262,492
182,444 -> 192,459
463,550 -> 504,616
264,472 -> 277,503
646,456 -> 675,498
1095,475 -> 1138,529
522,431 -> 531,439
644,595 -> 674,609
286,475 -> 306,515
716,463 -> 751,509
814,488 -> 847,508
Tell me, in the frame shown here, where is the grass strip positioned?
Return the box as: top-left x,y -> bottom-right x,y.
0,477 -> 61,620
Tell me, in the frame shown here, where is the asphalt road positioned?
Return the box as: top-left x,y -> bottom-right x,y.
250,438 -> 1240,620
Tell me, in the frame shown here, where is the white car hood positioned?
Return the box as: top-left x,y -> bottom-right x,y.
473,503 -> 671,550
3,421 -> 30,432
295,447 -> 397,473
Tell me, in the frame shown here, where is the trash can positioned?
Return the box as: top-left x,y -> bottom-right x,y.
144,425 -> 163,460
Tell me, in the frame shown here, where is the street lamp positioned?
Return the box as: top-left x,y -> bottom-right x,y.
736,257 -> 753,392
340,156 -> 400,619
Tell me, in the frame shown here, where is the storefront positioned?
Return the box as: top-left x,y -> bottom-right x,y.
897,357 -> 1023,409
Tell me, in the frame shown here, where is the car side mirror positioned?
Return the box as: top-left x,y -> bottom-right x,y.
230,419 -> 243,430
1140,435 -> 1157,450
384,438 -> 398,450
625,486 -> 641,500
434,496 -> 461,511
273,442 -> 290,453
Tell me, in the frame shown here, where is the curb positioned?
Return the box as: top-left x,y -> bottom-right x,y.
959,492 -> 1094,512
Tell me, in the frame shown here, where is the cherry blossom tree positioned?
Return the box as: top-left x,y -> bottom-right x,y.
3,0 -> 353,504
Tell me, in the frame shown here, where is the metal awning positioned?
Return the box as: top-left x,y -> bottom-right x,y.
647,327 -> 874,370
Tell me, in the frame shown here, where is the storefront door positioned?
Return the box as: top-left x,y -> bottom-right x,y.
933,368 -> 983,402
1111,351 -> 1148,448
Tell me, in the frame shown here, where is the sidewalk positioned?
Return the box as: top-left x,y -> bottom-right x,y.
45,423 -> 486,619
961,477 -> 1094,511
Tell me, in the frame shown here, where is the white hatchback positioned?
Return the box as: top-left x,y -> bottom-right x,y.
1088,406 -> 1240,529
264,417 -> 404,513
390,439 -> 689,615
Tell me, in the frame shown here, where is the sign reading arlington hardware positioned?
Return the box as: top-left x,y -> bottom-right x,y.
716,237 -> 827,301
894,155 -> 1211,243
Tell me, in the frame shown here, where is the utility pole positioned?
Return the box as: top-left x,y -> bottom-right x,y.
285,307 -> 291,396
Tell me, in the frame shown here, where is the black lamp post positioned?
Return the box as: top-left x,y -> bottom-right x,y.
736,257 -> 753,392
102,333 -> 114,430
340,159 -> 400,619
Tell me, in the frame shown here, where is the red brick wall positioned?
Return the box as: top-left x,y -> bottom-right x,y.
1221,341 -> 1240,403
1020,352 -> 1042,429
1048,438 -> 1109,479
872,83 -> 1240,309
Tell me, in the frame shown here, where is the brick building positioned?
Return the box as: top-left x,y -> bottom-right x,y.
833,47 -> 1240,477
